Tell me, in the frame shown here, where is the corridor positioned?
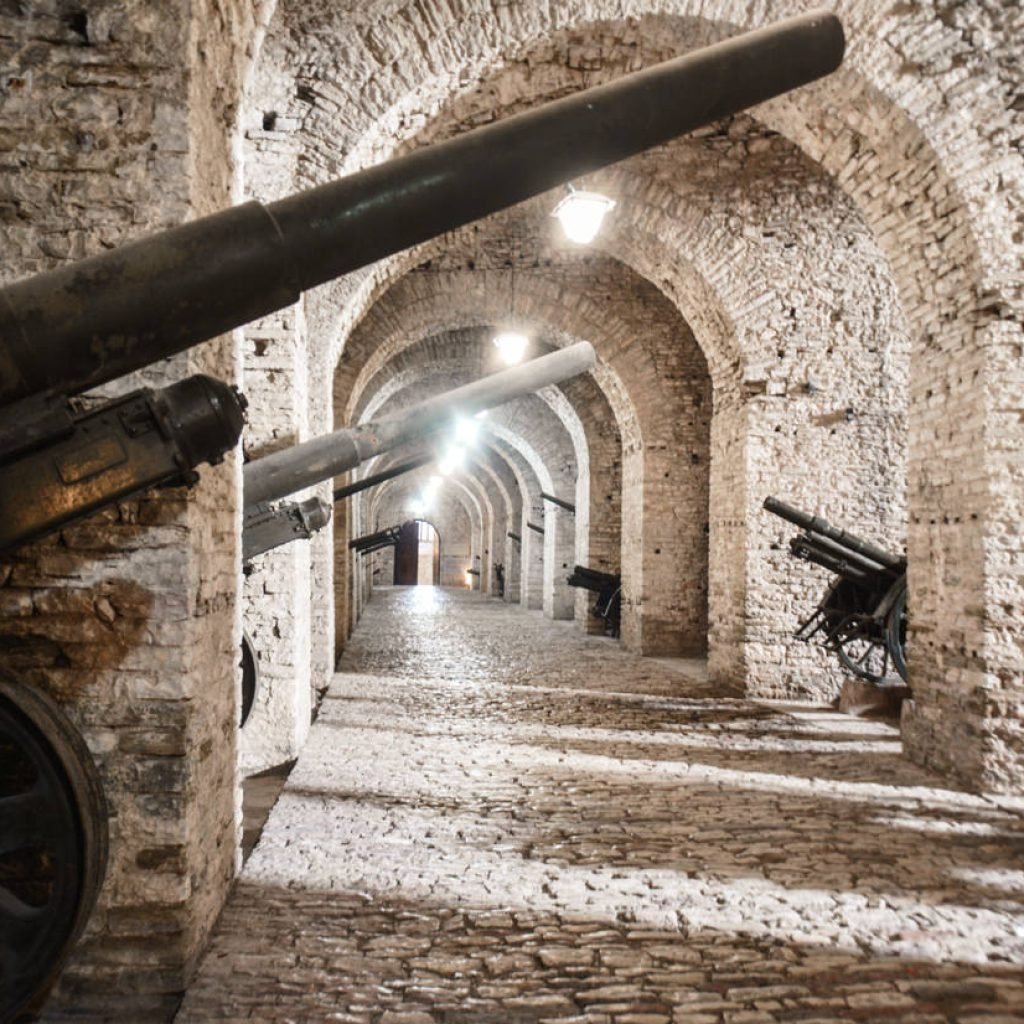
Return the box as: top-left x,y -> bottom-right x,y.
177,588 -> 1024,1023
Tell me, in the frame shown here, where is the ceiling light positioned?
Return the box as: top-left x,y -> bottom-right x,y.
454,416 -> 479,445
439,444 -> 466,476
552,186 -> 616,244
493,331 -> 528,365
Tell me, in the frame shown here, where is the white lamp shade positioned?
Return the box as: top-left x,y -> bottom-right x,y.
552,189 -> 616,244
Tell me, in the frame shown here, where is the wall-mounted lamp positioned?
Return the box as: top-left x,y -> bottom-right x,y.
552,184 -> 616,244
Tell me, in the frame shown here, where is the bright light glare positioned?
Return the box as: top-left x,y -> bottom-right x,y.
438,445 -> 466,476
475,409 -> 488,419
409,498 -> 427,516
454,417 -> 479,445
493,331 -> 529,365
552,189 -> 616,244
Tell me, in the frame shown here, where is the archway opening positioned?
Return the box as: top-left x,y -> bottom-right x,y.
394,520 -> 440,586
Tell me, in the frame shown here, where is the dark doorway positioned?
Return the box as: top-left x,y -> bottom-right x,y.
394,520 -> 440,585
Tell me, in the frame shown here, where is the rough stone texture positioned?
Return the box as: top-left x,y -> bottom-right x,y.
239,308 -> 315,776
0,0 -> 259,1015
178,588 -> 1024,1022
1,0 -> 1021,1016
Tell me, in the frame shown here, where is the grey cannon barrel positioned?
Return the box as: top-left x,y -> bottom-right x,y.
0,10 -> 843,406
244,342 -> 597,508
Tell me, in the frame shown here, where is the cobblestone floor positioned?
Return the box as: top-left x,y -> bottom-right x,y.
177,587 -> 1024,1023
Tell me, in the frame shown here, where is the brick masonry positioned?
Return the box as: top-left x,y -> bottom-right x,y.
0,0 -> 1020,1019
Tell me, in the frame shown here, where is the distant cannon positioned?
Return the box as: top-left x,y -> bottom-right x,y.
567,565 -> 622,637
333,454 -> 434,503
541,492 -> 576,514
764,496 -> 907,683
241,343 -> 596,559
349,524 -> 404,556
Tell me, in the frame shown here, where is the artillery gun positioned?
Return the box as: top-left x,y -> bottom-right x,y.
0,12 -> 845,1017
764,496 -> 908,683
567,565 -> 623,637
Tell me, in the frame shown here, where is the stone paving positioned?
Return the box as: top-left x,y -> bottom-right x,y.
177,587 -> 1024,1022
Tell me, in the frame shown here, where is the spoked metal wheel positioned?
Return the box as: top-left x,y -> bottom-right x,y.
830,613 -> 890,683
0,676 -> 108,1021
886,581 -> 908,682
239,632 -> 259,728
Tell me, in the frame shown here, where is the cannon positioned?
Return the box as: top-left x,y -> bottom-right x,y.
0,8 -> 842,553
764,496 -> 907,683
243,497 -> 334,563
541,492 -> 576,514
333,453 -> 434,503
241,342 -> 596,559
0,11 -> 845,1016
567,565 -> 622,637
243,343 -> 596,508
349,524 -> 404,555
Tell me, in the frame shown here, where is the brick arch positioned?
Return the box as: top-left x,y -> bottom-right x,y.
352,336 -> 591,486
252,1 -> 1021,785
334,273 -> 646,448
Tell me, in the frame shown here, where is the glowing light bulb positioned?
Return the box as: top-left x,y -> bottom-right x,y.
493,331 -> 529,365
439,445 -> 466,476
454,416 -> 479,444
552,188 -> 616,244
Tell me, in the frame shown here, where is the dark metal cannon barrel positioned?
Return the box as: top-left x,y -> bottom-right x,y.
349,524 -> 403,553
0,10 -> 843,406
792,531 -> 895,581
526,521 -> 545,535
333,454 -> 433,502
763,496 -> 905,573
540,492 -> 575,514
567,565 -> 621,592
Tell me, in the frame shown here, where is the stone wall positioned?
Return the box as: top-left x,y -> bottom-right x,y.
0,0 -> 265,1014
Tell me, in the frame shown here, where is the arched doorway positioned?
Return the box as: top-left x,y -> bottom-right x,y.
394,520 -> 440,585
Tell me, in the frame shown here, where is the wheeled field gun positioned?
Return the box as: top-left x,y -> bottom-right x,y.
0,9 -> 843,554
241,343 -> 596,560
764,496 -> 907,683
567,565 -> 622,637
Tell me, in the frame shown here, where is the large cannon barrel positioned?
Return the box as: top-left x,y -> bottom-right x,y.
763,496 -> 906,573
244,342 -> 596,508
0,10 -> 843,407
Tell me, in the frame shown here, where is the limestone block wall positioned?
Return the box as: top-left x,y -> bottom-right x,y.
0,0 -> 260,1015
239,308 -> 313,775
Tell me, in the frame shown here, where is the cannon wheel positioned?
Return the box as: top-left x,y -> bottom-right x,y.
239,632 -> 259,728
831,613 -> 890,683
0,677 -> 108,1021
886,581 -> 908,682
